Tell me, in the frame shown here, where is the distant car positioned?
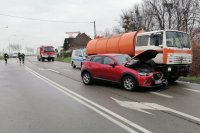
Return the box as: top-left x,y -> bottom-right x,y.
81,50 -> 165,91
71,48 -> 86,68
11,52 -> 18,58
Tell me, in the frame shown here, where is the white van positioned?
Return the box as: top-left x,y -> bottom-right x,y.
71,48 -> 86,68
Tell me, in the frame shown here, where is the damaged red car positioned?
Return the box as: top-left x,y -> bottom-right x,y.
81,50 -> 165,91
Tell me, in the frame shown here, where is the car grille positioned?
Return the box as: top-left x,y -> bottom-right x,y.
153,73 -> 163,80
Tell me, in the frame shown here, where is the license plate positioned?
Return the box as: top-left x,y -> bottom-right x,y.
155,80 -> 162,84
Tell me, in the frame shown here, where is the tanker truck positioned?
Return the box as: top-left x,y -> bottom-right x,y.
86,30 -> 192,82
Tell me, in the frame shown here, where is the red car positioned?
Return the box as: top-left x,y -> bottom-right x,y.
81,50 -> 165,91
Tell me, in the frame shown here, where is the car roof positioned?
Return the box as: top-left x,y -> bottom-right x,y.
95,53 -> 125,57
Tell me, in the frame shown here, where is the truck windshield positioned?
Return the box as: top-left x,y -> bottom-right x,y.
166,31 -> 190,48
44,47 -> 54,52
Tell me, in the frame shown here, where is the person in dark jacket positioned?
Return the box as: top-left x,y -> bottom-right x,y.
18,52 -> 21,63
21,53 -> 25,64
4,53 -> 9,64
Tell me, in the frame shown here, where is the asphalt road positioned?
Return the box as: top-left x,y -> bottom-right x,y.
1,56 -> 200,133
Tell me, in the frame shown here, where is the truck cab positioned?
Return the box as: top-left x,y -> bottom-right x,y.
136,30 -> 192,82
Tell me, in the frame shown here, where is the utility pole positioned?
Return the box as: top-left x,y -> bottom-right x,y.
90,21 -> 96,38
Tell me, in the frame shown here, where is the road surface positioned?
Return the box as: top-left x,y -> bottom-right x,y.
1,57 -> 200,133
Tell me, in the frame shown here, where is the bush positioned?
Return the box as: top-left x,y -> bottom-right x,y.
190,41 -> 200,76
55,57 -> 71,63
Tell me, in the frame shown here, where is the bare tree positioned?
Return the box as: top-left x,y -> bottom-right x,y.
7,44 -> 22,53
120,0 -> 200,35
26,47 -> 34,55
103,28 -> 113,37
112,26 -> 124,34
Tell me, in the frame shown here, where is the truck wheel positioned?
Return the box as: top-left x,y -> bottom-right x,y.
122,75 -> 138,91
42,58 -> 45,62
82,71 -> 92,85
48,59 -> 50,62
38,58 -> 41,61
52,58 -> 54,62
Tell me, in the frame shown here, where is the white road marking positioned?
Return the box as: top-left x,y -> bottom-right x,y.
52,66 -> 59,69
150,92 -> 173,98
38,68 -> 49,70
111,98 -> 153,115
38,68 -> 60,73
183,88 -> 200,93
63,69 -> 71,71
25,66 -> 152,133
49,69 -> 60,73
112,97 -> 200,124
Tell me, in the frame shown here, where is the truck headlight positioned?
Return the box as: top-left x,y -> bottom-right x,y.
168,67 -> 172,72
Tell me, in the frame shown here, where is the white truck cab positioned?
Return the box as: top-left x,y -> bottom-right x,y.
71,48 -> 86,68
136,30 -> 192,82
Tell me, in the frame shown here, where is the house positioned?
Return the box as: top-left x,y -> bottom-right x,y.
63,33 -> 91,51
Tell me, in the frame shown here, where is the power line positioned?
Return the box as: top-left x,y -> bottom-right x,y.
0,13 -> 90,24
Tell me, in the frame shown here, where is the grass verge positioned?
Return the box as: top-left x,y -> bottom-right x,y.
179,76 -> 200,84
55,57 -> 71,63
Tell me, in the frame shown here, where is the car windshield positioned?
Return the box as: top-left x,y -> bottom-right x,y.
166,31 -> 191,48
44,47 -> 54,52
114,55 -> 131,65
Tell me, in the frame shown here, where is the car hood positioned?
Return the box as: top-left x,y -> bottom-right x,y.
132,50 -> 158,62
125,50 -> 158,67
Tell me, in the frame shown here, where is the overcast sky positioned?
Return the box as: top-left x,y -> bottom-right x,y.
0,0 -> 141,53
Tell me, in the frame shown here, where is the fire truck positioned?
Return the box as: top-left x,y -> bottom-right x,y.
37,46 -> 56,62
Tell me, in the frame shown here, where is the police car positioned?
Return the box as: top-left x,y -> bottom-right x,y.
71,48 -> 86,68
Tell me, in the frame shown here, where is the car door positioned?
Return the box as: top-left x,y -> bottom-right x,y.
77,50 -> 83,66
101,56 -> 122,82
90,56 -> 104,78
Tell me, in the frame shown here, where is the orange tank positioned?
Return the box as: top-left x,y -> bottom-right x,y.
86,31 -> 143,56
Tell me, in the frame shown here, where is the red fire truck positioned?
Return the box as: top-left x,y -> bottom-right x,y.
37,46 -> 56,62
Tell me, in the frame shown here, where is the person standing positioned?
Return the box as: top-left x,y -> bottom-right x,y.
21,53 -> 25,64
4,53 -> 9,64
18,52 -> 21,63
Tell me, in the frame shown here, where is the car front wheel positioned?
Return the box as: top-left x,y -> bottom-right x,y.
122,75 -> 137,91
82,71 -> 92,85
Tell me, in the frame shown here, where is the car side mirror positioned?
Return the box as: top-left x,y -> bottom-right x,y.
109,62 -> 117,68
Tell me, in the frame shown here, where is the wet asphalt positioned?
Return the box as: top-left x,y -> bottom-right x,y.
0,57 -> 200,133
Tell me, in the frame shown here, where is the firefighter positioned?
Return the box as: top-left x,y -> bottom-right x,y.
18,52 -> 21,63
4,53 -> 9,64
21,53 -> 25,64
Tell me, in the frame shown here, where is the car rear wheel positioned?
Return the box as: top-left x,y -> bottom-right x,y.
122,75 -> 137,91
72,62 -> 76,68
82,71 -> 92,85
